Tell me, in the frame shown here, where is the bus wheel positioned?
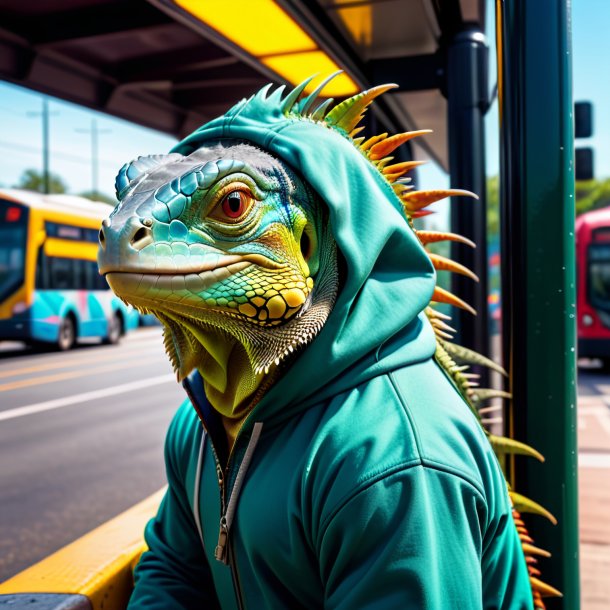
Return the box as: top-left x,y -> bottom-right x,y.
57,316 -> 76,351
104,312 -> 123,345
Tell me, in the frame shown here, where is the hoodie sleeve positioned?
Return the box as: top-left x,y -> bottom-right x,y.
318,464 -> 533,610
127,408 -> 220,610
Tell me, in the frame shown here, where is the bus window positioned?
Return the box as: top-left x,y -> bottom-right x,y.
48,257 -> 74,290
0,201 -> 28,302
588,244 -> 610,312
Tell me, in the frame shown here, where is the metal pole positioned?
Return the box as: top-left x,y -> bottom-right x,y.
445,28 -> 490,359
42,98 -> 50,194
497,0 -> 579,606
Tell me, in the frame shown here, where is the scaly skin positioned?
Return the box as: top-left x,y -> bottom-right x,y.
98,142 -> 338,419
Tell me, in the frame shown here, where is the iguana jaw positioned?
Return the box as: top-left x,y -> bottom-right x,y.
103,245 -> 329,383
105,254 -> 312,329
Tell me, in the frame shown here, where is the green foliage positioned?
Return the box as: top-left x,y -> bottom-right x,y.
15,168 -> 67,194
575,178 -> 610,215
487,175 -> 499,239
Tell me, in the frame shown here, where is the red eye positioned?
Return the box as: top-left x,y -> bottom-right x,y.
222,191 -> 246,218
208,187 -> 254,224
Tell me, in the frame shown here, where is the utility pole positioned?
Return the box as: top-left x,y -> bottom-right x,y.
26,98 -> 57,194
75,119 -> 111,198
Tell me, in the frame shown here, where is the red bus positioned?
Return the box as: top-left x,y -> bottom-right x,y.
576,206 -> 610,362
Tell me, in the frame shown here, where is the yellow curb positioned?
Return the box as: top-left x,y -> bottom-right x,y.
0,488 -> 165,610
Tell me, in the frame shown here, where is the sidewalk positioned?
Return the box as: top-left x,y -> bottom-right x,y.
578,377 -> 610,609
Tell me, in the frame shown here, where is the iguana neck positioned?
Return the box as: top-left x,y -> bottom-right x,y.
198,331 -> 271,446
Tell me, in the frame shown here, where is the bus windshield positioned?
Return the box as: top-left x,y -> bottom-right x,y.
588,242 -> 610,311
0,200 -> 28,303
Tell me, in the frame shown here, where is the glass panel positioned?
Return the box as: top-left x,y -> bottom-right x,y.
0,201 -> 28,303
48,257 -> 74,290
588,243 -> 610,311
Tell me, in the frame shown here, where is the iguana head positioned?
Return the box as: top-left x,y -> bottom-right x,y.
98,141 -> 337,413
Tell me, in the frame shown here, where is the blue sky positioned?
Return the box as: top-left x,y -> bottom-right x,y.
0,0 -> 607,200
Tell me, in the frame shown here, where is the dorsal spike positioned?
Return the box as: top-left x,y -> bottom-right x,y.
425,306 -> 452,321
521,544 -> 551,559
281,76 -> 317,114
430,318 -> 457,334
402,188 -> 478,212
350,126 -> 365,138
258,83 -> 274,100
298,71 -> 343,115
529,577 -> 562,598
325,84 -> 397,134
375,156 -> 394,170
352,137 -> 366,146
429,253 -> 479,282
266,84 -> 286,104
409,209 -> 435,218
433,328 -> 454,340
360,133 -> 388,152
415,230 -> 476,249
383,160 -> 427,178
392,183 -> 413,196
310,97 -> 335,121
431,286 -> 477,315
369,129 -> 433,160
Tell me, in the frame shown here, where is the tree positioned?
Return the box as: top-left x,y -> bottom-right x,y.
486,175 -> 499,238
575,178 -> 610,215
15,169 -> 67,194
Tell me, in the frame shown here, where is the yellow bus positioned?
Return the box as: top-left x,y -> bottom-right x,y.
0,189 -> 138,349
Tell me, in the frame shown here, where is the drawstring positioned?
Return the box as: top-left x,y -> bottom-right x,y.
192,429 -> 207,549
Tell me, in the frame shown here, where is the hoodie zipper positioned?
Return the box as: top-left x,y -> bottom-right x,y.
213,421 -> 264,610
183,377 -> 267,610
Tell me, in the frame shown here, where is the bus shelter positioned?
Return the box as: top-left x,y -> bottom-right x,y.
0,0 -> 578,607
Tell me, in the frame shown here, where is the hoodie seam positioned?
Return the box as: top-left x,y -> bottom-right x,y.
318,461 -> 486,544
387,369 -> 486,497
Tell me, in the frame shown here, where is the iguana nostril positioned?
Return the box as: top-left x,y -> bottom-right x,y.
131,226 -> 153,249
98,227 -> 106,249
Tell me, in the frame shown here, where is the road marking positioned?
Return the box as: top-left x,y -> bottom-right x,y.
0,357 -> 162,393
579,452 -> 610,469
0,374 -> 176,422
0,342 -> 163,380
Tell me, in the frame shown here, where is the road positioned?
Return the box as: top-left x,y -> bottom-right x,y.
577,362 -> 610,610
0,328 -> 184,582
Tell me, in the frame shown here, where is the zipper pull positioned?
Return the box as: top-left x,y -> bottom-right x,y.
215,516 -> 229,564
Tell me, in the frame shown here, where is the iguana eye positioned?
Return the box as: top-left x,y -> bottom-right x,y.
209,188 -> 253,224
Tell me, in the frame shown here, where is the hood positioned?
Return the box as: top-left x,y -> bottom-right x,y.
173,79 -> 437,426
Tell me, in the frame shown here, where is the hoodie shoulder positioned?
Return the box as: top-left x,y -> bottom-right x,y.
301,356 -> 506,531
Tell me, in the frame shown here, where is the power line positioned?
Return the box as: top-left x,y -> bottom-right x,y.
0,140 -> 118,169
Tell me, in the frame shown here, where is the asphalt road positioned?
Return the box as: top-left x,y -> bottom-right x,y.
0,328 -> 185,582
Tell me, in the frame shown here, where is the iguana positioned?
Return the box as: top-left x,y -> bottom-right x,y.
98,74 -> 560,609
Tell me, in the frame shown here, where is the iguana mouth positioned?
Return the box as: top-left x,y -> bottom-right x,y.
105,251 -> 314,328
98,252 -> 283,277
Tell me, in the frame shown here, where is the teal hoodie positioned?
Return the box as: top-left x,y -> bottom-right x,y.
128,84 -> 533,609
